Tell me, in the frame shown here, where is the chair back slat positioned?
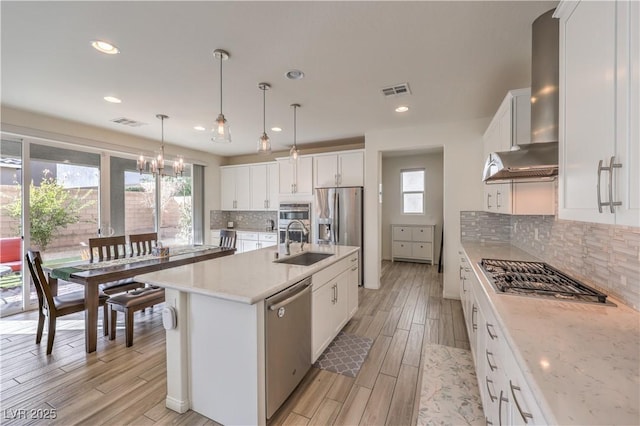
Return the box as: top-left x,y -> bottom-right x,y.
25,250 -> 55,312
129,232 -> 158,256
219,230 -> 237,249
89,236 -> 127,261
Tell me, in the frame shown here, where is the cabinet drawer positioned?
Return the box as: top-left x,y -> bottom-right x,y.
411,242 -> 432,259
259,233 -> 277,242
392,226 -> 411,241
312,254 -> 351,291
237,232 -> 258,241
392,242 -> 412,257
411,227 -> 433,242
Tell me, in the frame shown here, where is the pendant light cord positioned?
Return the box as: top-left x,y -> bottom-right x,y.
293,105 -> 297,148
219,55 -> 223,114
262,86 -> 266,134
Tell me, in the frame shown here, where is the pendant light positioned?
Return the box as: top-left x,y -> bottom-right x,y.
257,82 -> 272,155
212,49 -> 231,143
151,114 -> 168,176
289,103 -> 301,162
136,154 -> 146,174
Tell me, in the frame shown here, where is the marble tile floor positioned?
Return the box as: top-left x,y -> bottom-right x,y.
417,344 -> 484,426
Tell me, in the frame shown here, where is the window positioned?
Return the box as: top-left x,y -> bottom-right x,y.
401,168 -> 425,214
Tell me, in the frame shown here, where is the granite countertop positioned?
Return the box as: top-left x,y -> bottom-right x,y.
135,244 -> 359,304
461,241 -> 640,425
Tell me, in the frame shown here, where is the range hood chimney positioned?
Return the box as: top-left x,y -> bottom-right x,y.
483,9 -> 559,184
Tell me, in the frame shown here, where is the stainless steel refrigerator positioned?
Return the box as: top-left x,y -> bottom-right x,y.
314,187 -> 363,285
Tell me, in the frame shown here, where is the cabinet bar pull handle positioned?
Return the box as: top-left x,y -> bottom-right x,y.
496,190 -> 501,208
487,193 -> 492,209
486,350 -> 497,371
485,377 -> 497,402
510,380 -> 533,423
472,305 -> 478,330
486,417 -> 493,426
351,266 -> 358,272
486,323 -> 498,340
498,390 -> 508,426
607,156 -> 622,213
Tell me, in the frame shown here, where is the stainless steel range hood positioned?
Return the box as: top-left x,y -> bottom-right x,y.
482,141 -> 558,183
483,9 -> 559,184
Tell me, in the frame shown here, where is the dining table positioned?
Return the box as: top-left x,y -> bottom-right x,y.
46,245 -> 235,353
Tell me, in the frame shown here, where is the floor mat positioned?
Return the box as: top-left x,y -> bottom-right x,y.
313,331 -> 373,377
417,344 -> 484,426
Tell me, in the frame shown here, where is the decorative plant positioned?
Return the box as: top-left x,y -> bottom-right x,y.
5,170 -> 95,251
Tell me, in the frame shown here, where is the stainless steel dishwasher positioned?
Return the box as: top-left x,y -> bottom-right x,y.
265,276 -> 312,419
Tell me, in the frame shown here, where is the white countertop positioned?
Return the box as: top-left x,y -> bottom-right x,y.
462,241 -> 640,426
135,244 -> 359,304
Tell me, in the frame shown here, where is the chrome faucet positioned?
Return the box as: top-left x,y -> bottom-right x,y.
285,220 -> 309,255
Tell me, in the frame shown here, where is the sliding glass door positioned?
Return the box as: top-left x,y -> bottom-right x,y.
0,139 -> 24,316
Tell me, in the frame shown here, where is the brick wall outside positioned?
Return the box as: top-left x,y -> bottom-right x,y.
0,185 -> 188,254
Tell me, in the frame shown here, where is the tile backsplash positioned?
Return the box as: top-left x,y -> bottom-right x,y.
210,210 -> 277,231
460,211 -> 640,311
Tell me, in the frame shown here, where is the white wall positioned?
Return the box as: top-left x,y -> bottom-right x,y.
381,151 -> 443,261
1,106 -> 224,243
364,118 -> 487,298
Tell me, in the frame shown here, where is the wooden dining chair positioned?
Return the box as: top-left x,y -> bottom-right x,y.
88,236 -> 144,295
129,232 -> 158,256
25,250 -> 110,355
219,230 -> 237,249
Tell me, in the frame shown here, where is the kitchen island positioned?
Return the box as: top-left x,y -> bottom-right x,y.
135,243 -> 360,425
461,241 -> 639,425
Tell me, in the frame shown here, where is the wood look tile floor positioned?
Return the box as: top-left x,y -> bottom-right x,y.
0,261 -> 468,426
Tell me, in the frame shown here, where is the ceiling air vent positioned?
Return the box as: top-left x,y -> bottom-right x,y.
381,83 -> 411,97
110,117 -> 148,127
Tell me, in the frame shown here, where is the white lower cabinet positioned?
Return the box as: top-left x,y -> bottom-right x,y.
311,251 -> 359,362
460,249 -> 548,426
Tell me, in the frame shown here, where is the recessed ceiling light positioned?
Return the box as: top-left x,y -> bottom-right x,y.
91,40 -> 120,55
104,96 -> 122,103
194,126 -> 206,131
285,69 -> 305,80
271,127 -> 282,132
395,106 -> 409,113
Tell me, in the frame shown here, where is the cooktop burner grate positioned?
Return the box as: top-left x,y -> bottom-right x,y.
479,259 -> 608,304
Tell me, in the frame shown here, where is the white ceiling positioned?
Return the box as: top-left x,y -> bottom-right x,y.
1,1 -> 557,157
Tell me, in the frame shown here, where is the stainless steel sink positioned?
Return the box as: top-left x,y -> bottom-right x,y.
274,252 -> 333,266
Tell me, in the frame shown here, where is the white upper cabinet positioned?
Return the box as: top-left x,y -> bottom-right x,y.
556,0 -> 639,226
250,162 -> 278,210
314,151 -> 364,188
221,163 -> 278,211
220,166 -> 251,211
278,156 -> 313,196
483,88 -> 555,215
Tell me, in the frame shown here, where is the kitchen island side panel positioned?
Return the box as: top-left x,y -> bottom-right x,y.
188,293 -> 266,425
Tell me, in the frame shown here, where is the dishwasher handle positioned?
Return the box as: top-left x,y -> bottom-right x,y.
267,278 -> 311,311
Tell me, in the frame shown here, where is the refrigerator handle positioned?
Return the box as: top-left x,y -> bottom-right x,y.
332,192 -> 337,243
335,192 -> 340,243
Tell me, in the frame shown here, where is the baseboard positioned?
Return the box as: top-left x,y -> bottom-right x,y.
166,396 -> 190,413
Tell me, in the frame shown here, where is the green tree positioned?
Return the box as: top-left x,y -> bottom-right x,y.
5,170 -> 95,251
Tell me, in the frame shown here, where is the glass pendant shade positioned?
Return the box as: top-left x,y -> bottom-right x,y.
212,113 -> 231,143
257,82 -> 272,155
289,103 -> 301,163
289,145 -> 299,162
212,49 -> 231,144
258,132 -> 271,154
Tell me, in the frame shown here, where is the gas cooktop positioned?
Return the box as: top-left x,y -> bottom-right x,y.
479,258 -> 609,304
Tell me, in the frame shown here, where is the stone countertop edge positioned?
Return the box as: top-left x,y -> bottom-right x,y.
211,227 -> 277,234
461,241 -> 640,426
134,244 -> 359,305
